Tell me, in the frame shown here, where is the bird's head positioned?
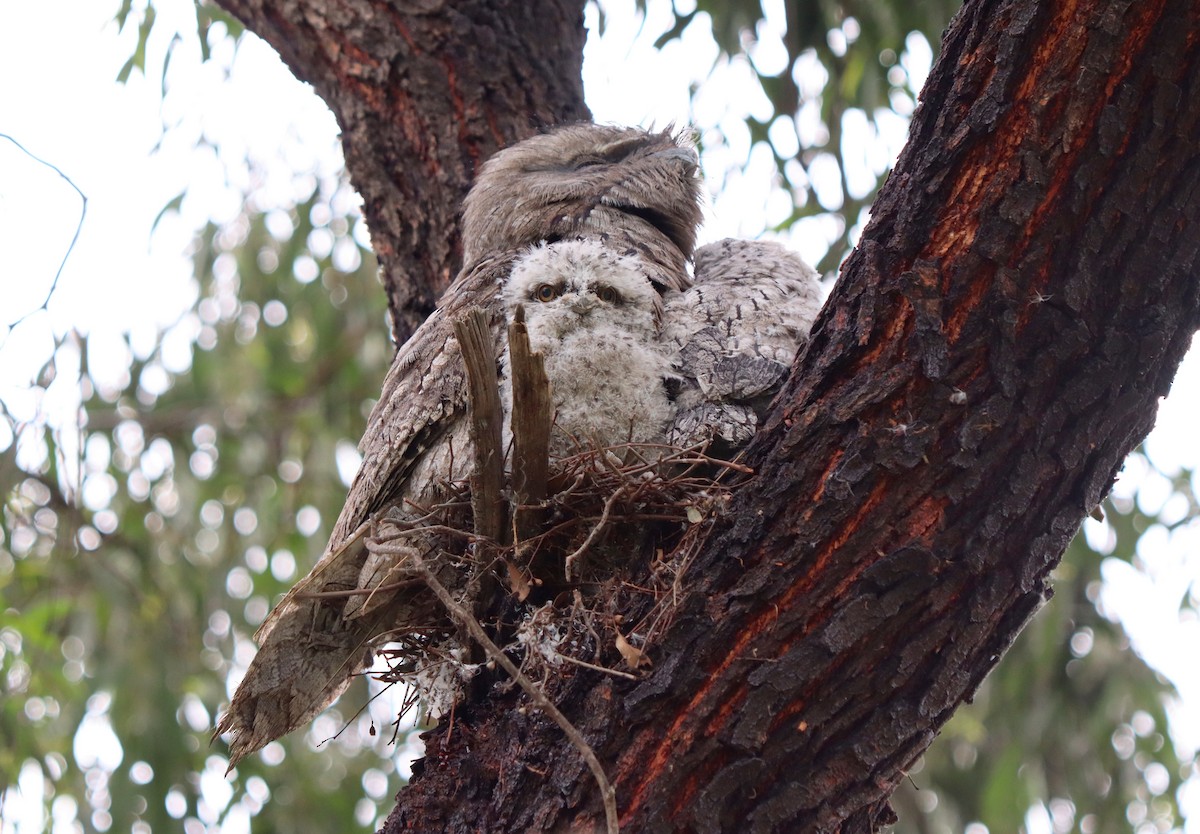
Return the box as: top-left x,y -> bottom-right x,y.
504,238 -> 664,342
463,123 -> 702,288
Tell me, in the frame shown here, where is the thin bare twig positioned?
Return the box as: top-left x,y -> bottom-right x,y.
1,134 -> 88,333
293,578 -> 425,601
555,653 -> 640,681
368,523 -> 482,545
408,548 -> 619,834
564,485 -> 626,581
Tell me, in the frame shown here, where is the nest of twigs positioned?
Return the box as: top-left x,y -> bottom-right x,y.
366,440 -> 745,714
356,308 -> 750,722
343,307 -> 754,834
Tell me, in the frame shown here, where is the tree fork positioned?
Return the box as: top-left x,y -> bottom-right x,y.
213,0 -> 1200,831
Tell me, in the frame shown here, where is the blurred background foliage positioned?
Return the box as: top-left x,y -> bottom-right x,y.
1,1 -> 1196,832
2,173 -> 403,831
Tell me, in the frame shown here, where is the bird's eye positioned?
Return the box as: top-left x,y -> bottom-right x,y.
533,283 -> 561,302
595,286 -> 620,304
574,155 -> 606,170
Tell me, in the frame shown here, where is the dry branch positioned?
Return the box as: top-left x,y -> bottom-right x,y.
508,304 -> 553,543
453,310 -> 505,543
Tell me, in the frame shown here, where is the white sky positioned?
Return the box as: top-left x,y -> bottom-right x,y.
2,0 -> 1199,832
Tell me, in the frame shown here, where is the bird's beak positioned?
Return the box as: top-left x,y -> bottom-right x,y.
654,146 -> 699,177
569,294 -> 595,316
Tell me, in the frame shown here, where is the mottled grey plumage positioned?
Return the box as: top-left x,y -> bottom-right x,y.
216,124 -> 701,766
462,123 -> 702,278
663,238 -> 822,450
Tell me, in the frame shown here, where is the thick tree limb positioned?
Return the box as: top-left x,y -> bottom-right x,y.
215,0 -> 1200,831
386,2 -> 1200,832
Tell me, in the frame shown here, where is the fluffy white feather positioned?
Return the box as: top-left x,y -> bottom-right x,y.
502,238 -> 674,455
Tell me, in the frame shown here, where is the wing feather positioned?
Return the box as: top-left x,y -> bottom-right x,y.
217,253 -> 517,766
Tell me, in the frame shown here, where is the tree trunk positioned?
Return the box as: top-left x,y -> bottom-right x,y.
213,0 -> 1200,831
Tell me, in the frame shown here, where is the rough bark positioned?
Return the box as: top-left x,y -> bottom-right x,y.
214,0 -> 1200,831
213,0 -> 590,344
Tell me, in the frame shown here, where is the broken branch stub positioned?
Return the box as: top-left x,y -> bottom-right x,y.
508,304 -> 552,544
453,309 -> 506,543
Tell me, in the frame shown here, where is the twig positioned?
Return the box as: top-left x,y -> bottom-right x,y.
453,309 -> 506,542
564,485 -> 626,581
1,134 -> 88,334
508,304 -> 552,543
453,308 -> 508,665
556,653 -> 640,681
318,676 -> 405,749
368,523 -> 482,544
409,548 -> 619,834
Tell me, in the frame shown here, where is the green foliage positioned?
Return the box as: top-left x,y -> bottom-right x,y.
1,172 -> 410,832
115,0 -> 243,83
650,0 -> 959,272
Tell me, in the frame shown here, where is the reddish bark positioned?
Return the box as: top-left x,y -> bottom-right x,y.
214,0 -> 1200,831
